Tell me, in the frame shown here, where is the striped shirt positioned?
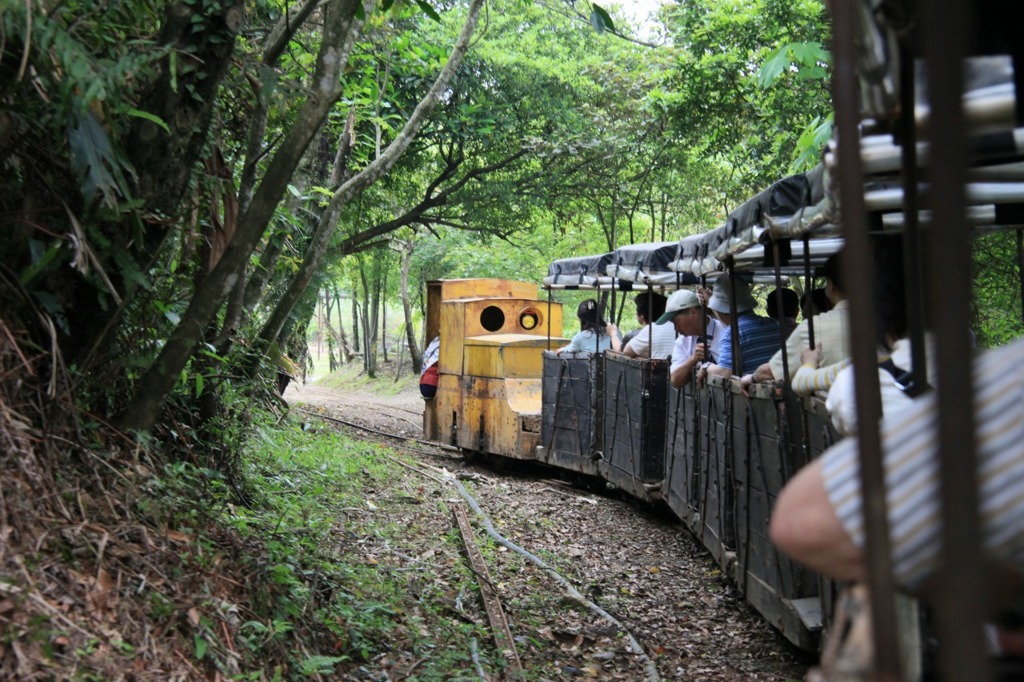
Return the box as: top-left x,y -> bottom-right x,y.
791,358 -> 851,397
625,322 -> 676,359
717,311 -> 781,375
820,335 -> 1024,589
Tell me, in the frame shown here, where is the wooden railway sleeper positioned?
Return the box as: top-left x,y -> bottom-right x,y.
450,503 -> 524,678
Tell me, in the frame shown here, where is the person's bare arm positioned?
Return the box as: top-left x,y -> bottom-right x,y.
751,362 -> 775,382
770,458 -> 865,582
670,343 -> 707,388
705,363 -> 733,378
606,323 -> 622,352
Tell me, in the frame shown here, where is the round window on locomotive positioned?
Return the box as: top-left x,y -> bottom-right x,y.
480,305 -> 506,332
518,308 -> 542,331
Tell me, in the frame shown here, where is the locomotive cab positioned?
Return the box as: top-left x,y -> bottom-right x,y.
423,279 -> 567,460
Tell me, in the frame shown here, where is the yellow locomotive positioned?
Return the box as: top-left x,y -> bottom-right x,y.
422,279 -> 567,460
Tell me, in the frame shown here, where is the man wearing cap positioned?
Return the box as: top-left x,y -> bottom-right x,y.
703,274 -> 781,378
749,253 -> 850,384
655,289 -> 723,388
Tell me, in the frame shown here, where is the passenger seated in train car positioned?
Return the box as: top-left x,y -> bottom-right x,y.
769,335 -> 1024,655
654,289 -> 723,388
419,336 -> 440,399
622,292 -> 675,360
788,243 -> 936,421
767,287 -> 800,339
556,298 -> 622,354
785,343 -> 850,399
701,275 -> 781,378
748,253 -> 851,384
801,287 -> 832,320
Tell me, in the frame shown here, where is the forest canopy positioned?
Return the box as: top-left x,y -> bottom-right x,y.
0,0 -> 835,442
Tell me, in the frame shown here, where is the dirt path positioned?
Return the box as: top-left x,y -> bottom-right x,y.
285,376 -> 812,680
284,378 -> 426,437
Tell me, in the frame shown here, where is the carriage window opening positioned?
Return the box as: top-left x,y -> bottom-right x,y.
519,308 -> 541,330
480,306 -> 505,332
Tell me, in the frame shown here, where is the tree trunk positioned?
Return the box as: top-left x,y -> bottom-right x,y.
127,1 -> 245,222
380,267 -> 389,364
324,290 -> 339,371
352,299 -> 361,355
118,0 -> 367,433
359,263 -> 377,378
255,0 -> 485,353
334,286 -> 354,363
398,239 -> 423,372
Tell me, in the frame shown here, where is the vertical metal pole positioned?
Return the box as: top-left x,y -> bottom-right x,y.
803,236 -> 816,349
898,45 -> 929,398
546,288 -> 553,350
772,240 -> 790,382
831,1 -> 901,678
610,258 -> 619,332
700,274 -> 708,341
924,0 -> 990,679
647,283 -> 654,354
727,265 -> 743,376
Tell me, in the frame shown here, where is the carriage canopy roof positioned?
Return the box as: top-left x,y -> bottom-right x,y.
543,253 -> 614,289
608,241 -> 698,287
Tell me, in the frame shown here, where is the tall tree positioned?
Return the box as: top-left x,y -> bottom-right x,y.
119,0 -> 484,431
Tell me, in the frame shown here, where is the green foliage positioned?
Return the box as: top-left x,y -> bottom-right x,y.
757,41 -> 830,88
222,413 -> 493,677
590,4 -> 615,33
653,0 -> 831,199
972,232 -> 1024,348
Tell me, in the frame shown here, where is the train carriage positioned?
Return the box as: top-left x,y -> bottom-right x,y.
597,242 -> 689,502
730,380 -> 820,650
539,350 -> 603,478
663,380 -> 700,530
536,253 -> 613,476
599,352 -> 669,500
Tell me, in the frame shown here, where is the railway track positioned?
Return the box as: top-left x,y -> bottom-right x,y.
291,396 -> 811,680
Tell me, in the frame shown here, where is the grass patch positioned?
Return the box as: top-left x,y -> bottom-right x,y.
306,355 -> 419,398
219,414 -> 498,680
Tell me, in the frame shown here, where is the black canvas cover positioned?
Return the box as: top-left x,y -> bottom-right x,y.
610,241 -> 679,275
610,241 -> 698,286
698,224 -> 730,260
728,173 -> 818,236
544,253 -> 613,287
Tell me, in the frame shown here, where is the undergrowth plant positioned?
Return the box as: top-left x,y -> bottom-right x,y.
209,413 -> 496,680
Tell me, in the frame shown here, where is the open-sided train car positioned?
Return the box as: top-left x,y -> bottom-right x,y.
423,279 -> 566,460
535,253 -> 613,480
662,172 -> 841,651
531,218 -> 839,649
538,242 -> 693,502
